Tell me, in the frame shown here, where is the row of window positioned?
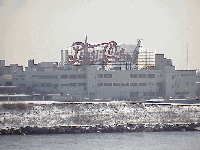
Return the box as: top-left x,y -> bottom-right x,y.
32,74 -> 86,79
130,92 -> 159,97
97,74 -> 157,79
175,92 -> 189,95
32,83 -> 86,87
130,74 -> 156,78
97,74 -> 112,78
97,83 -> 147,86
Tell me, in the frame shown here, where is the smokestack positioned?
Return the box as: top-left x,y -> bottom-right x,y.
61,50 -> 64,67
65,50 -> 68,64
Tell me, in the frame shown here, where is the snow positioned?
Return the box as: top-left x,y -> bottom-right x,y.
0,101 -> 200,129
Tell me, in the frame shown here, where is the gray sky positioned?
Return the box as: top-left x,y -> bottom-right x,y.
1,0 -> 200,70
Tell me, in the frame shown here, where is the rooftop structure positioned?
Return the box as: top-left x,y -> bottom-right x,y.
8,37 -> 196,101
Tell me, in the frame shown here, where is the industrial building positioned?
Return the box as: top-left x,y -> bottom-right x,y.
9,38 -> 197,100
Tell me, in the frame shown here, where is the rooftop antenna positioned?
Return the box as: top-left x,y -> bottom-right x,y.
187,43 -> 189,70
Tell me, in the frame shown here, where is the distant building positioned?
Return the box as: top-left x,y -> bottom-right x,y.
10,38 -> 197,100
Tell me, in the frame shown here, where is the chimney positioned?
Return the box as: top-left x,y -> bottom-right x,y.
61,50 -> 64,67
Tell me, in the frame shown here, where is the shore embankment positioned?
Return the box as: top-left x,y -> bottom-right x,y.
0,101 -> 200,135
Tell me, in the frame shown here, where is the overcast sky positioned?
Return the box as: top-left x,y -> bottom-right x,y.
1,0 -> 200,70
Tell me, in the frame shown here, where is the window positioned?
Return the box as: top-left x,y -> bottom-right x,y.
78,74 -> 86,78
130,83 -> 137,86
39,83 -> 45,87
78,83 -> 86,86
130,74 -> 137,78
175,92 -> 180,95
61,84 -> 68,86
148,74 -> 155,78
39,75 -> 45,79
18,83 -> 25,86
104,74 -> 112,78
32,83 -> 38,87
46,75 -> 52,79
104,83 -> 112,86
143,92 -> 147,96
139,83 -> 146,86
172,85 -> 174,88
32,75 -> 38,78
148,92 -> 155,96
172,75 -> 174,79
60,75 -> 68,79
98,83 -> 103,86
186,82 -> 189,86
69,83 -> 77,86
69,75 -> 77,79
53,84 -> 59,87
19,75 -> 25,77
46,83 -> 52,87
139,74 -> 146,78
181,74 -> 189,76
53,84 -> 59,89
113,83 -> 120,86
97,74 -> 103,78
121,83 -> 129,86
53,75 -> 58,79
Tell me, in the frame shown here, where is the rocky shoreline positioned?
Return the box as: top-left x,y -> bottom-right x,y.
1,101 -> 200,135
1,123 -> 200,135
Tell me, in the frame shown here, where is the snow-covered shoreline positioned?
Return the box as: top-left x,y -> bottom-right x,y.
0,101 -> 200,134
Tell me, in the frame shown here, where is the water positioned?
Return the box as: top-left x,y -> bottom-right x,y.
0,131 -> 200,150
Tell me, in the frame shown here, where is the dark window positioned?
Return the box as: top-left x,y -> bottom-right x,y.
97,74 -> 103,78
69,83 -> 77,86
69,75 -> 77,79
19,75 -> 25,77
53,84 -> 59,89
46,75 -> 52,79
61,84 -> 68,86
172,85 -> 174,88
32,75 -> 38,78
121,83 -> 129,86
139,83 -> 146,86
143,92 -> 147,96
78,83 -> 86,86
53,75 -> 58,79
39,83 -> 45,87
46,83 -> 52,87
78,74 -> 86,78
130,74 -> 137,78
32,83 -> 38,87
60,75 -> 68,79
39,75 -> 45,79
139,74 -> 146,78
53,84 -> 59,87
175,92 -> 180,95
113,83 -> 120,86
104,74 -> 112,78
18,83 -> 25,86
98,83 -> 103,86
148,74 -> 155,78
104,83 -> 112,86
172,75 -> 174,79
130,83 -> 137,86
148,92 -> 155,96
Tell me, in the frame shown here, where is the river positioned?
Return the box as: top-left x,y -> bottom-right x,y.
0,131 -> 200,150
